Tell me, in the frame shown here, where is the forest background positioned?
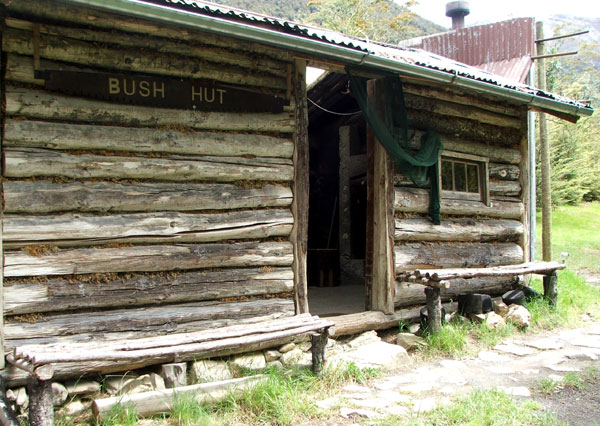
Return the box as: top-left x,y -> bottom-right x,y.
212,0 -> 599,206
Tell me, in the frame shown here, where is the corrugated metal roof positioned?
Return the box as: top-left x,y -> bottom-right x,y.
400,18 -> 535,84
93,0 -> 591,116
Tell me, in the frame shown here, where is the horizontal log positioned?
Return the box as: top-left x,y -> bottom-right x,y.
5,87 -> 296,133
394,276 -> 516,307
4,241 -> 293,277
408,109 -> 521,146
328,301 -> 458,336
6,19 -> 289,77
489,163 -> 520,181
394,217 -> 523,243
4,209 -> 293,247
490,180 -> 521,197
3,28 -> 286,90
1,315 -> 296,386
394,242 -> 524,270
404,93 -> 521,128
4,148 -> 293,182
5,267 -> 293,315
394,187 -> 524,219
402,130 -> 522,164
407,261 -> 566,282
93,376 -> 266,420
3,181 -> 292,214
16,313 -> 319,357
3,0 -> 293,62
402,83 -> 521,117
5,299 -> 294,341
4,119 -> 294,158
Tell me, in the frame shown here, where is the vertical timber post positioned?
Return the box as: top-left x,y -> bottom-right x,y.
291,59 -> 309,314
543,271 -> 558,307
424,287 -> 442,333
27,377 -> 53,426
536,21 -> 552,262
310,329 -> 328,376
367,79 -> 395,314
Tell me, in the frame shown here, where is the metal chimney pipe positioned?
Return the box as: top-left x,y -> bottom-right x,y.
446,1 -> 470,29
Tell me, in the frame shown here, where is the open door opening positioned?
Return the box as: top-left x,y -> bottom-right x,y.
307,71 -> 368,316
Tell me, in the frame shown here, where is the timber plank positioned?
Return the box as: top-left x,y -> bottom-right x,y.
4,119 -> 294,158
5,19 -> 289,76
4,209 -> 293,247
394,276 -> 515,307
4,299 -> 294,341
5,87 -> 296,133
394,242 -> 524,270
4,241 -> 293,277
394,217 -> 523,242
2,28 -> 286,90
4,267 -> 293,315
3,181 -> 292,214
2,0 -> 293,62
394,187 -> 524,219
4,148 -> 293,182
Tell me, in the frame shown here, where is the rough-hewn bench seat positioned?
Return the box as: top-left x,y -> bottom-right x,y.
6,313 -> 334,425
397,261 -> 566,331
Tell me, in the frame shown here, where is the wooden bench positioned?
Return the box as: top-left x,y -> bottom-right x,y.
397,261 -> 566,332
5,313 -> 334,426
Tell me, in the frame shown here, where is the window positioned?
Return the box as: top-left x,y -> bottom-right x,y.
440,151 -> 489,205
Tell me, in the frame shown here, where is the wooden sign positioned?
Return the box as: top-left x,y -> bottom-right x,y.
35,70 -> 288,113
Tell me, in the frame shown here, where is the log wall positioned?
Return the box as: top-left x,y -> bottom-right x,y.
0,9 -> 298,368
394,82 -> 527,308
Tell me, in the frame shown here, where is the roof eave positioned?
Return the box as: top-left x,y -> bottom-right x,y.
60,0 -> 594,120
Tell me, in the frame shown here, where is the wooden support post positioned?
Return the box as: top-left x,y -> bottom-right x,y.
291,59 -> 309,314
27,376 -> 53,426
543,270 -> 558,307
367,79 -> 395,314
310,328 -> 329,376
0,376 -> 19,426
424,287 -> 442,333
536,21 -> 552,262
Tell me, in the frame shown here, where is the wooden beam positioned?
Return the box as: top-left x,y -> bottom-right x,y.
4,267 -> 293,315
394,187 -> 524,219
368,79 -> 395,314
4,241 -> 293,277
291,59 -> 309,314
4,209 -> 293,248
4,181 -> 292,214
5,148 -> 293,182
5,87 -> 296,133
4,119 -> 294,159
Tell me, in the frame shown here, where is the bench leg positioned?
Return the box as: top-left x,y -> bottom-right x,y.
543,271 -> 558,307
27,376 -> 53,426
425,287 -> 442,333
311,328 -> 329,376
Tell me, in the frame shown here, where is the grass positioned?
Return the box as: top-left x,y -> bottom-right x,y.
538,366 -> 600,395
377,388 -> 562,426
536,202 -> 600,273
144,362 -> 379,426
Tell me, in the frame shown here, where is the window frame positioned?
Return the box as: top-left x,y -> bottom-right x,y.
439,151 -> 489,206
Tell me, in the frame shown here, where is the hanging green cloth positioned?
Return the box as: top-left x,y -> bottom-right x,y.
347,70 -> 443,224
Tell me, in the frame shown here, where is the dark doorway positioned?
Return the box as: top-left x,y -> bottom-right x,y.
306,75 -> 368,316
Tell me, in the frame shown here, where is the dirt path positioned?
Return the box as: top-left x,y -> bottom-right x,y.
317,320 -> 600,423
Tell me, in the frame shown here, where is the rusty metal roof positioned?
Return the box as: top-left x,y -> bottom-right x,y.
64,0 -> 593,118
400,18 -> 535,84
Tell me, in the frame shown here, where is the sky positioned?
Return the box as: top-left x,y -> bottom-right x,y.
410,0 -> 600,28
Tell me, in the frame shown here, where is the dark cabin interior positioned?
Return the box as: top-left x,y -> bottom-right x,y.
307,72 -> 369,316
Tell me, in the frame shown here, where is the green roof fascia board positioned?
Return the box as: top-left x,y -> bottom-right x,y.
63,0 -> 592,118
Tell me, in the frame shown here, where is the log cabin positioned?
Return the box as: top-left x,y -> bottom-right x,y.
0,0 -> 593,385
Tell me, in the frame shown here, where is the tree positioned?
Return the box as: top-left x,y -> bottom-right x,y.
306,0 -> 424,44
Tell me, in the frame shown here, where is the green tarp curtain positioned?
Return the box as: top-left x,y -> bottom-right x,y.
347,70 -> 443,224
